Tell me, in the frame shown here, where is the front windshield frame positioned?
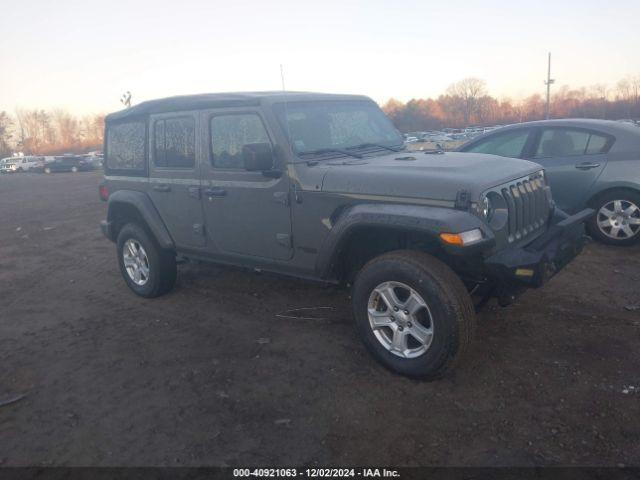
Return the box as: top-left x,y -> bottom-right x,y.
272,100 -> 404,157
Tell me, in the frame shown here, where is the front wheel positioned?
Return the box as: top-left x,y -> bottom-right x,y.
44,167 -> 51,174
587,190 -> 640,246
116,223 -> 177,298
352,250 -> 476,380
71,166 -> 78,173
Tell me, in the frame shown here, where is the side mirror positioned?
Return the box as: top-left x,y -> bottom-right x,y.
243,143 -> 274,172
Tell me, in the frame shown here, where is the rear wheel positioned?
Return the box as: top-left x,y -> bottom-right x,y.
116,223 -> 177,297
71,166 -> 78,173
44,167 -> 51,174
588,190 -> 640,246
352,250 -> 476,380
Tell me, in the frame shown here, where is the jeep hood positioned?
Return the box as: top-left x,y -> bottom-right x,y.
320,152 -> 543,201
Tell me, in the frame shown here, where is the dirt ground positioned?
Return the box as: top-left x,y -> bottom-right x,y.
0,171 -> 639,467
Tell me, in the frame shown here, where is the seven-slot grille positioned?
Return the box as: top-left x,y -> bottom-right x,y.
498,172 -> 550,243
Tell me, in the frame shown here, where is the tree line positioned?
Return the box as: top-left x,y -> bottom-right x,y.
0,110 -> 105,159
382,76 -> 640,132
2,75 -> 639,158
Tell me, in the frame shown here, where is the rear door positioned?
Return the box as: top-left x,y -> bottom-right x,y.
148,112 -> 206,248
527,127 -> 612,213
199,108 -> 293,260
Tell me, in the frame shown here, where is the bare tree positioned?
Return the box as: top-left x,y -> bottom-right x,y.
52,109 -> 78,148
0,111 -> 13,157
446,78 -> 487,125
14,109 -> 49,153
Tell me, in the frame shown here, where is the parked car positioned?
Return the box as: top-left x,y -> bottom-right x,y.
20,156 -> 45,172
0,158 -> 19,173
1,156 -> 47,173
99,92 -> 591,379
32,155 -> 91,174
83,153 -> 104,169
459,119 -> 640,245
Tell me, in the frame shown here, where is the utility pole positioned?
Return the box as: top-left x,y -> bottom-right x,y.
280,64 -> 286,91
544,52 -> 555,119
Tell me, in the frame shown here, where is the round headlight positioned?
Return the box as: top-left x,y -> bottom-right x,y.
481,196 -> 491,219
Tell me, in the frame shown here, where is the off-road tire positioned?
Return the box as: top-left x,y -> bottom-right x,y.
352,250 -> 476,380
116,223 -> 177,298
587,189 -> 640,246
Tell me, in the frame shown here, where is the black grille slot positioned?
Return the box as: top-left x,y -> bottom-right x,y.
497,173 -> 550,243
502,188 -> 517,239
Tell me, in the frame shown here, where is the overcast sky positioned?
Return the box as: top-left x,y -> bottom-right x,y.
1,0 -> 638,115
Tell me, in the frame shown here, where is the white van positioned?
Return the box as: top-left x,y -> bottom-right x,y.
0,157 -> 19,173
0,156 -> 44,173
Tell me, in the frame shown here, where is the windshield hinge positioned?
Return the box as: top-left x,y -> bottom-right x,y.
455,190 -> 471,210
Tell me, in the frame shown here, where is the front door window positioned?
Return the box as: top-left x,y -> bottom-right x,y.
464,129 -> 530,158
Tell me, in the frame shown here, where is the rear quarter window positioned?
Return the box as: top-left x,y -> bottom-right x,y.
106,121 -> 146,173
533,128 -> 613,158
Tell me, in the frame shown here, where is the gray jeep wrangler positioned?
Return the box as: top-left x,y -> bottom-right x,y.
100,92 -> 592,379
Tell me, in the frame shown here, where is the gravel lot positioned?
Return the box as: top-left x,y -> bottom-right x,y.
0,171 -> 639,467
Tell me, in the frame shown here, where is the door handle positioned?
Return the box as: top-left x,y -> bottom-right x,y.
204,187 -> 227,197
152,184 -> 171,192
273,191 -> 289,206
575,162 -> 600,170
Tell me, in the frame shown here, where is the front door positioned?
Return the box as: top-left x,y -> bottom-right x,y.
199,109 -> 292,260
148,112 -> 206,248
528,127 -> 610,213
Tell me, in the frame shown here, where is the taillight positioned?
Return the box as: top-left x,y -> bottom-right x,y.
99,183 -> 109,202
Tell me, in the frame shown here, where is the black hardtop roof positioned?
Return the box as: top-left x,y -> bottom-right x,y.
105,91 -> 372,123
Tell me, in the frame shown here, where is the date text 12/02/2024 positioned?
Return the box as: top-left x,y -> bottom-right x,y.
232,468 -> 400,478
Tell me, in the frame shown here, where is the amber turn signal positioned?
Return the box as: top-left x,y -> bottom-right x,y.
439,233 -> 464,246
439,229 -> 483,246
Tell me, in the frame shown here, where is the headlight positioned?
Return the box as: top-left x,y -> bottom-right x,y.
480,196 -> 492,220
483,192 -> 509,230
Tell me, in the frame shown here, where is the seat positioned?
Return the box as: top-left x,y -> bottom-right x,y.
541,131 -> 575,157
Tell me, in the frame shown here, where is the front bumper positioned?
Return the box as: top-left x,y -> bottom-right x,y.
485,208 -> 594,289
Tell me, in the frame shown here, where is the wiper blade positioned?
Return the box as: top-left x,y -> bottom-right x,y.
423,144 -> 445,154
347,142 -> 405,152
298,148 -> 363,159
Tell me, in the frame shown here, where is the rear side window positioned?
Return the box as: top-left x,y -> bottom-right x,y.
106,122 -> 146,171
463,129 -> 530,158
585,133 -> 610,154
210,114 -> 270,169
154,117 -> 196,168
534,128 -> 612,158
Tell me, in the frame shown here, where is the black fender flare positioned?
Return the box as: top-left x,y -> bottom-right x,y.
315,203 -> 494,280
105,190 -> 175,250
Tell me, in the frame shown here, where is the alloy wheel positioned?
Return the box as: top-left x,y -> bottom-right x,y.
367,281 -> 434,358
123,239 -> 150,286
597,199 -> 640,240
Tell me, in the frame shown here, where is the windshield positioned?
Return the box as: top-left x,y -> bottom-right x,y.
273,100 -> 404,155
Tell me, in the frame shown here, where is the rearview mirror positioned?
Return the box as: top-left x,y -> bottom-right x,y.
243,143 -> 274,172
